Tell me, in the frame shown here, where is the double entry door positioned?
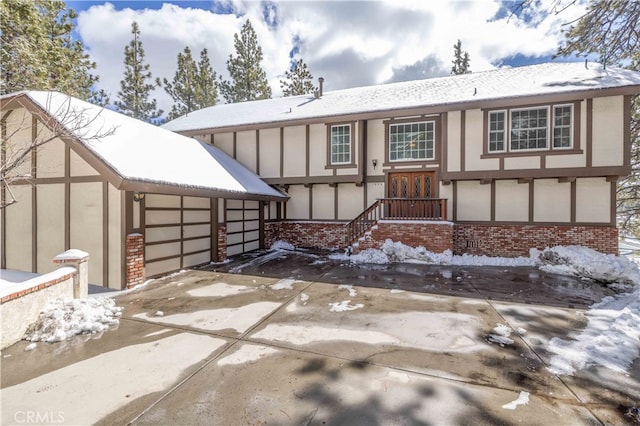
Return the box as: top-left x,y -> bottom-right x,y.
387,171 -> 438,218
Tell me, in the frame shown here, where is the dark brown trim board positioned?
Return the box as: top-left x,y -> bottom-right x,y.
624,95 -> 632,167
31,116 -> 38,271
102,180 -> 109,287
586,98 -> 593,167
460,110 -> 466,172
211,198 -> 219,262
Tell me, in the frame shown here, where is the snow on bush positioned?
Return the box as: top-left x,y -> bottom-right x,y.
270,240 -> 295,251
24,297 -> 123,343
535,245 -> 640,286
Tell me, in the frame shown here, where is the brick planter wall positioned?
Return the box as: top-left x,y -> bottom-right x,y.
264,221 -> 348,250
125,233 -> 144,288
453,224 -> 618,257
354,220 -> 454,253
217,225 -> 227,261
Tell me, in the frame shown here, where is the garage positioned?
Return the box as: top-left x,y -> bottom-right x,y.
225,200 -> 262,256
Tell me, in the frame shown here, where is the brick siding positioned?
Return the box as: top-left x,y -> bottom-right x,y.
453,224 -> 618,257
265,221 -> 348,250
125,233 -> 144,288
354,221 -> 454,253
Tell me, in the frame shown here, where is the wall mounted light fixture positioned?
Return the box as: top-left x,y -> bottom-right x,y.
133,192 -> 145,202
372,159 -> 378,169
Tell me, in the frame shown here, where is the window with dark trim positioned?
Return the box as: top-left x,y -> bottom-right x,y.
487,104 -> 574,153
389,121 -> 435,161
330,124 -> 351,165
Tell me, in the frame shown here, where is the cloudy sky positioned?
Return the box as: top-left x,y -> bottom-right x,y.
67,0 -> 589,114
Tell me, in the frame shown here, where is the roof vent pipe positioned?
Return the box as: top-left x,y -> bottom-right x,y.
318,77 -> 324,98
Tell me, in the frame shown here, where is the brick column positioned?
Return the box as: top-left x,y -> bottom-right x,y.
52,249 -> 90,298
126,233 -> 144,288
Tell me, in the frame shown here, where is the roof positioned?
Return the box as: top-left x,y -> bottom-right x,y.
3,91 -> 287,201
163,62 -> 640,133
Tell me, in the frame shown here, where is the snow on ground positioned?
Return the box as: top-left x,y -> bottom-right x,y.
546,284 -> 640,376
338,284 -> 357,297
270,278 -> 304,290
329,300 -> 364,312
270,240 -> 296,251
24,297 -> 123,343
502,391 -> 530,410
487,323 -> 515,347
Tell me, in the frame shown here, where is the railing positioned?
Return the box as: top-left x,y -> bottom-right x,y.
346,198 -> 448,245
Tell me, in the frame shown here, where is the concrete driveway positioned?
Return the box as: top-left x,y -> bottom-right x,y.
1,250 -> 638,425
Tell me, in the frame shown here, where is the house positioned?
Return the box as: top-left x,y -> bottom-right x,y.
163,62 -> 640,257
0,91 -> 287,290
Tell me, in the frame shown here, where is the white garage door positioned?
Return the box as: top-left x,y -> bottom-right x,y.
226,200 -> 261,256
144,194 -> 212,277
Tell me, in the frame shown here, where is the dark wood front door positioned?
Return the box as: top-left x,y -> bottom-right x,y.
388,172 -> 436,199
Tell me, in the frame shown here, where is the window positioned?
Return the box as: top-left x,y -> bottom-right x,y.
488,111 -> 506,152
389,121 -> 435,161
510,107 -> 548,150
487,104 -> 575,153
553,105 -> 573,148
330,124 -> 351,165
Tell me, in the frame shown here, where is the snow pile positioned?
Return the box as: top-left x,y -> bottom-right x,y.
502,391 -> 530,410
270,278 -> 302,290
329,300 -> 364,312
536,245 -> 640,287
24,297 -> 123,343
547,284 -> 640,376
487,323 -> 515,347
338,285 -> 357,297
332,239 -> 533,267
270,240 -> 295,251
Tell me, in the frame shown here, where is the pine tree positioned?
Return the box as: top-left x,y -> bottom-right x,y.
0,0 -> 98,98
280,58 -> 316,97
451,39 -> 471,75
160,47 -> 218,120
220,20 -> 272,103
115,21 -> 163,122
552,0 -> 640,235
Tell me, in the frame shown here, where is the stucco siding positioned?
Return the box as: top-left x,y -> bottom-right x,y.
367,182 -> 385,206
464,109 -> 499,171
285,185 -> 309,219
5,185 -> 32,271
592,96 -> 624,167
36,184 -> 65,273
183,196 -> 210,208
337,184 -> 364,220
259,128 -> 280,178
70,149 -> 99,176
213,132 -> 234,156
36,133 -> 65,178
504,156 -> 540,170
367,120 -> 385,177
311,185 -> 334,219
439,184 -> 454,220
236,130 -> 257,172
70,182 -> 103,284
309,124 -> 332,176
5,108 -> 32,177
495,180 -> 529,222
576,177 -> 610,223
533,179 -> 570,222
546,153 -> 586,168
447,111 -> 462,172
283,126 -> 306,177
108,184 -> 122,289
456,181 -> 491,221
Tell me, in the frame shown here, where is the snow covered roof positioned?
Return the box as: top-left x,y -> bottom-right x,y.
5,91 -> 287,201
163,62 -> 640,133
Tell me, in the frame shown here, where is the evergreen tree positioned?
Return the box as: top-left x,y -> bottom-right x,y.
280,58 -> 316,97
220,20 -> 272,103
551,0 -> 640,235
160,47 -> 218,120
115,22 -> 162,122
451,39 -> 471,75
0,0 -> 98,98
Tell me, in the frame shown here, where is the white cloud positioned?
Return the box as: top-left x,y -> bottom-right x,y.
77,0 -> 588,115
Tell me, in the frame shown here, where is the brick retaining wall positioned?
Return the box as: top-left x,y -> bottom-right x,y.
265,221 -> 348,250
453,224 -> 618,257
354,221 -> 454,253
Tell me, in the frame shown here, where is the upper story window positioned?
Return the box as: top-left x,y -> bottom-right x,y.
389,121 -> 435,161
487,104 -> 574,153
330,124 -> 352,165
